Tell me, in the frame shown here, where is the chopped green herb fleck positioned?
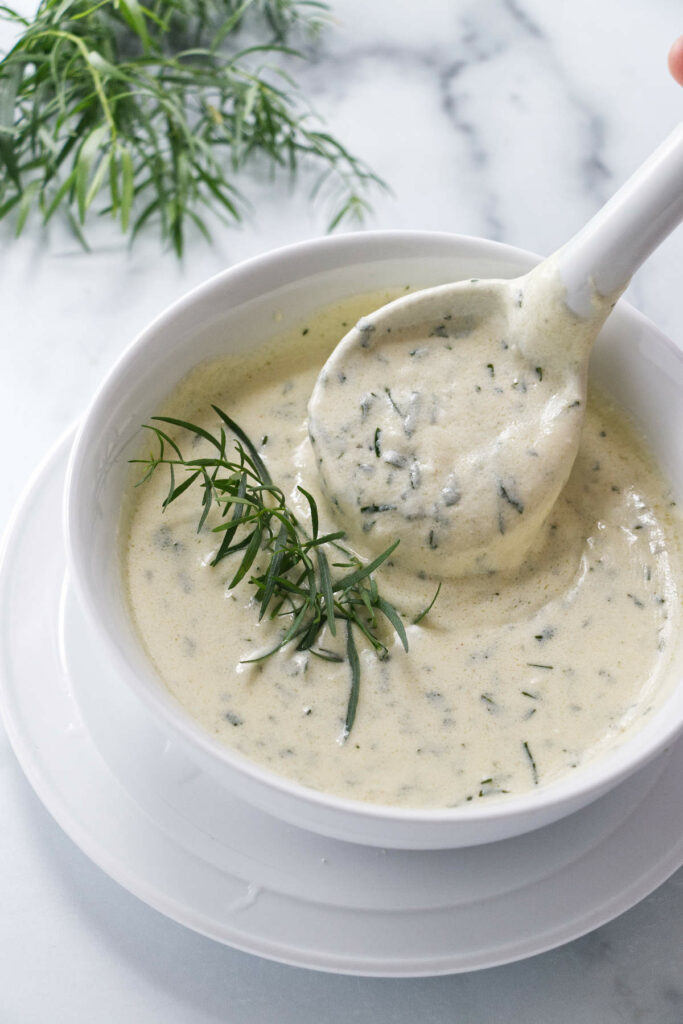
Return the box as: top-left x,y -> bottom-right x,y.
523,741 -> 539,784
360,504 -> 397,514
499,483 -> 524,515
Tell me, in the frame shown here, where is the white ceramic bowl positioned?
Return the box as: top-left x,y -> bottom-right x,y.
65,231 -> 683,850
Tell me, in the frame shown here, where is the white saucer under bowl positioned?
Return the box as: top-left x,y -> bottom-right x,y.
1,431 -> 682,977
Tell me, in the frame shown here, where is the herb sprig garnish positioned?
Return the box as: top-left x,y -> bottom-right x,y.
132,407 -> 436,737
0,0 -> 385,254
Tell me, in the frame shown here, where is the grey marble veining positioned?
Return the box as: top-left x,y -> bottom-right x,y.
1,0 -> 682,1020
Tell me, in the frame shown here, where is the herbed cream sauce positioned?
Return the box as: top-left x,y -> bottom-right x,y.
123,291 -> 682,808
308,263 -> 614,579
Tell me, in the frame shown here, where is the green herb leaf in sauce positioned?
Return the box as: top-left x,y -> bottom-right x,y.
522,740 -> 539,785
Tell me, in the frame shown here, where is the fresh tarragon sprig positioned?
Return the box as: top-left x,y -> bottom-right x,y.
131,406 -> 439,737
0,0 -> 386,254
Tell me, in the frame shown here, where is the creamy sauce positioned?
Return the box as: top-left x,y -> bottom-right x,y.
308,262 -> 615,578
123,290 -> 682,808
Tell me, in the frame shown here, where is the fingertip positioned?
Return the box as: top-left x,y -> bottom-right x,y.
668,36 -> 683,85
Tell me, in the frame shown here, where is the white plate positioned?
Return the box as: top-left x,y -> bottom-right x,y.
1,431 -> 683,977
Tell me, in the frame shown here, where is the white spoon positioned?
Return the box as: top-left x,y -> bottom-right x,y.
307,122 -> 683,579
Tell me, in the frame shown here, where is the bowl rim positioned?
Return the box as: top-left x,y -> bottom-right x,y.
64,228 -> 683,829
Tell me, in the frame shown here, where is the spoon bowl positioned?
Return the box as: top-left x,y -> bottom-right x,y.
308,264 -> 598,577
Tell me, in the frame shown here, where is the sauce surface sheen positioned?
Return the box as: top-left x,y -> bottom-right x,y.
123,291 -> 682,808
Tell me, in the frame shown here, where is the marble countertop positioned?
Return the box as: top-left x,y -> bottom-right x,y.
1,1 -> 682,1020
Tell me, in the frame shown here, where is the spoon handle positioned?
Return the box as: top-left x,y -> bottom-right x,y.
557,121 -> 683,317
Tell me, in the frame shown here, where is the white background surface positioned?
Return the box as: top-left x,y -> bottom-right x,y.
1,1 -> 683,1020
